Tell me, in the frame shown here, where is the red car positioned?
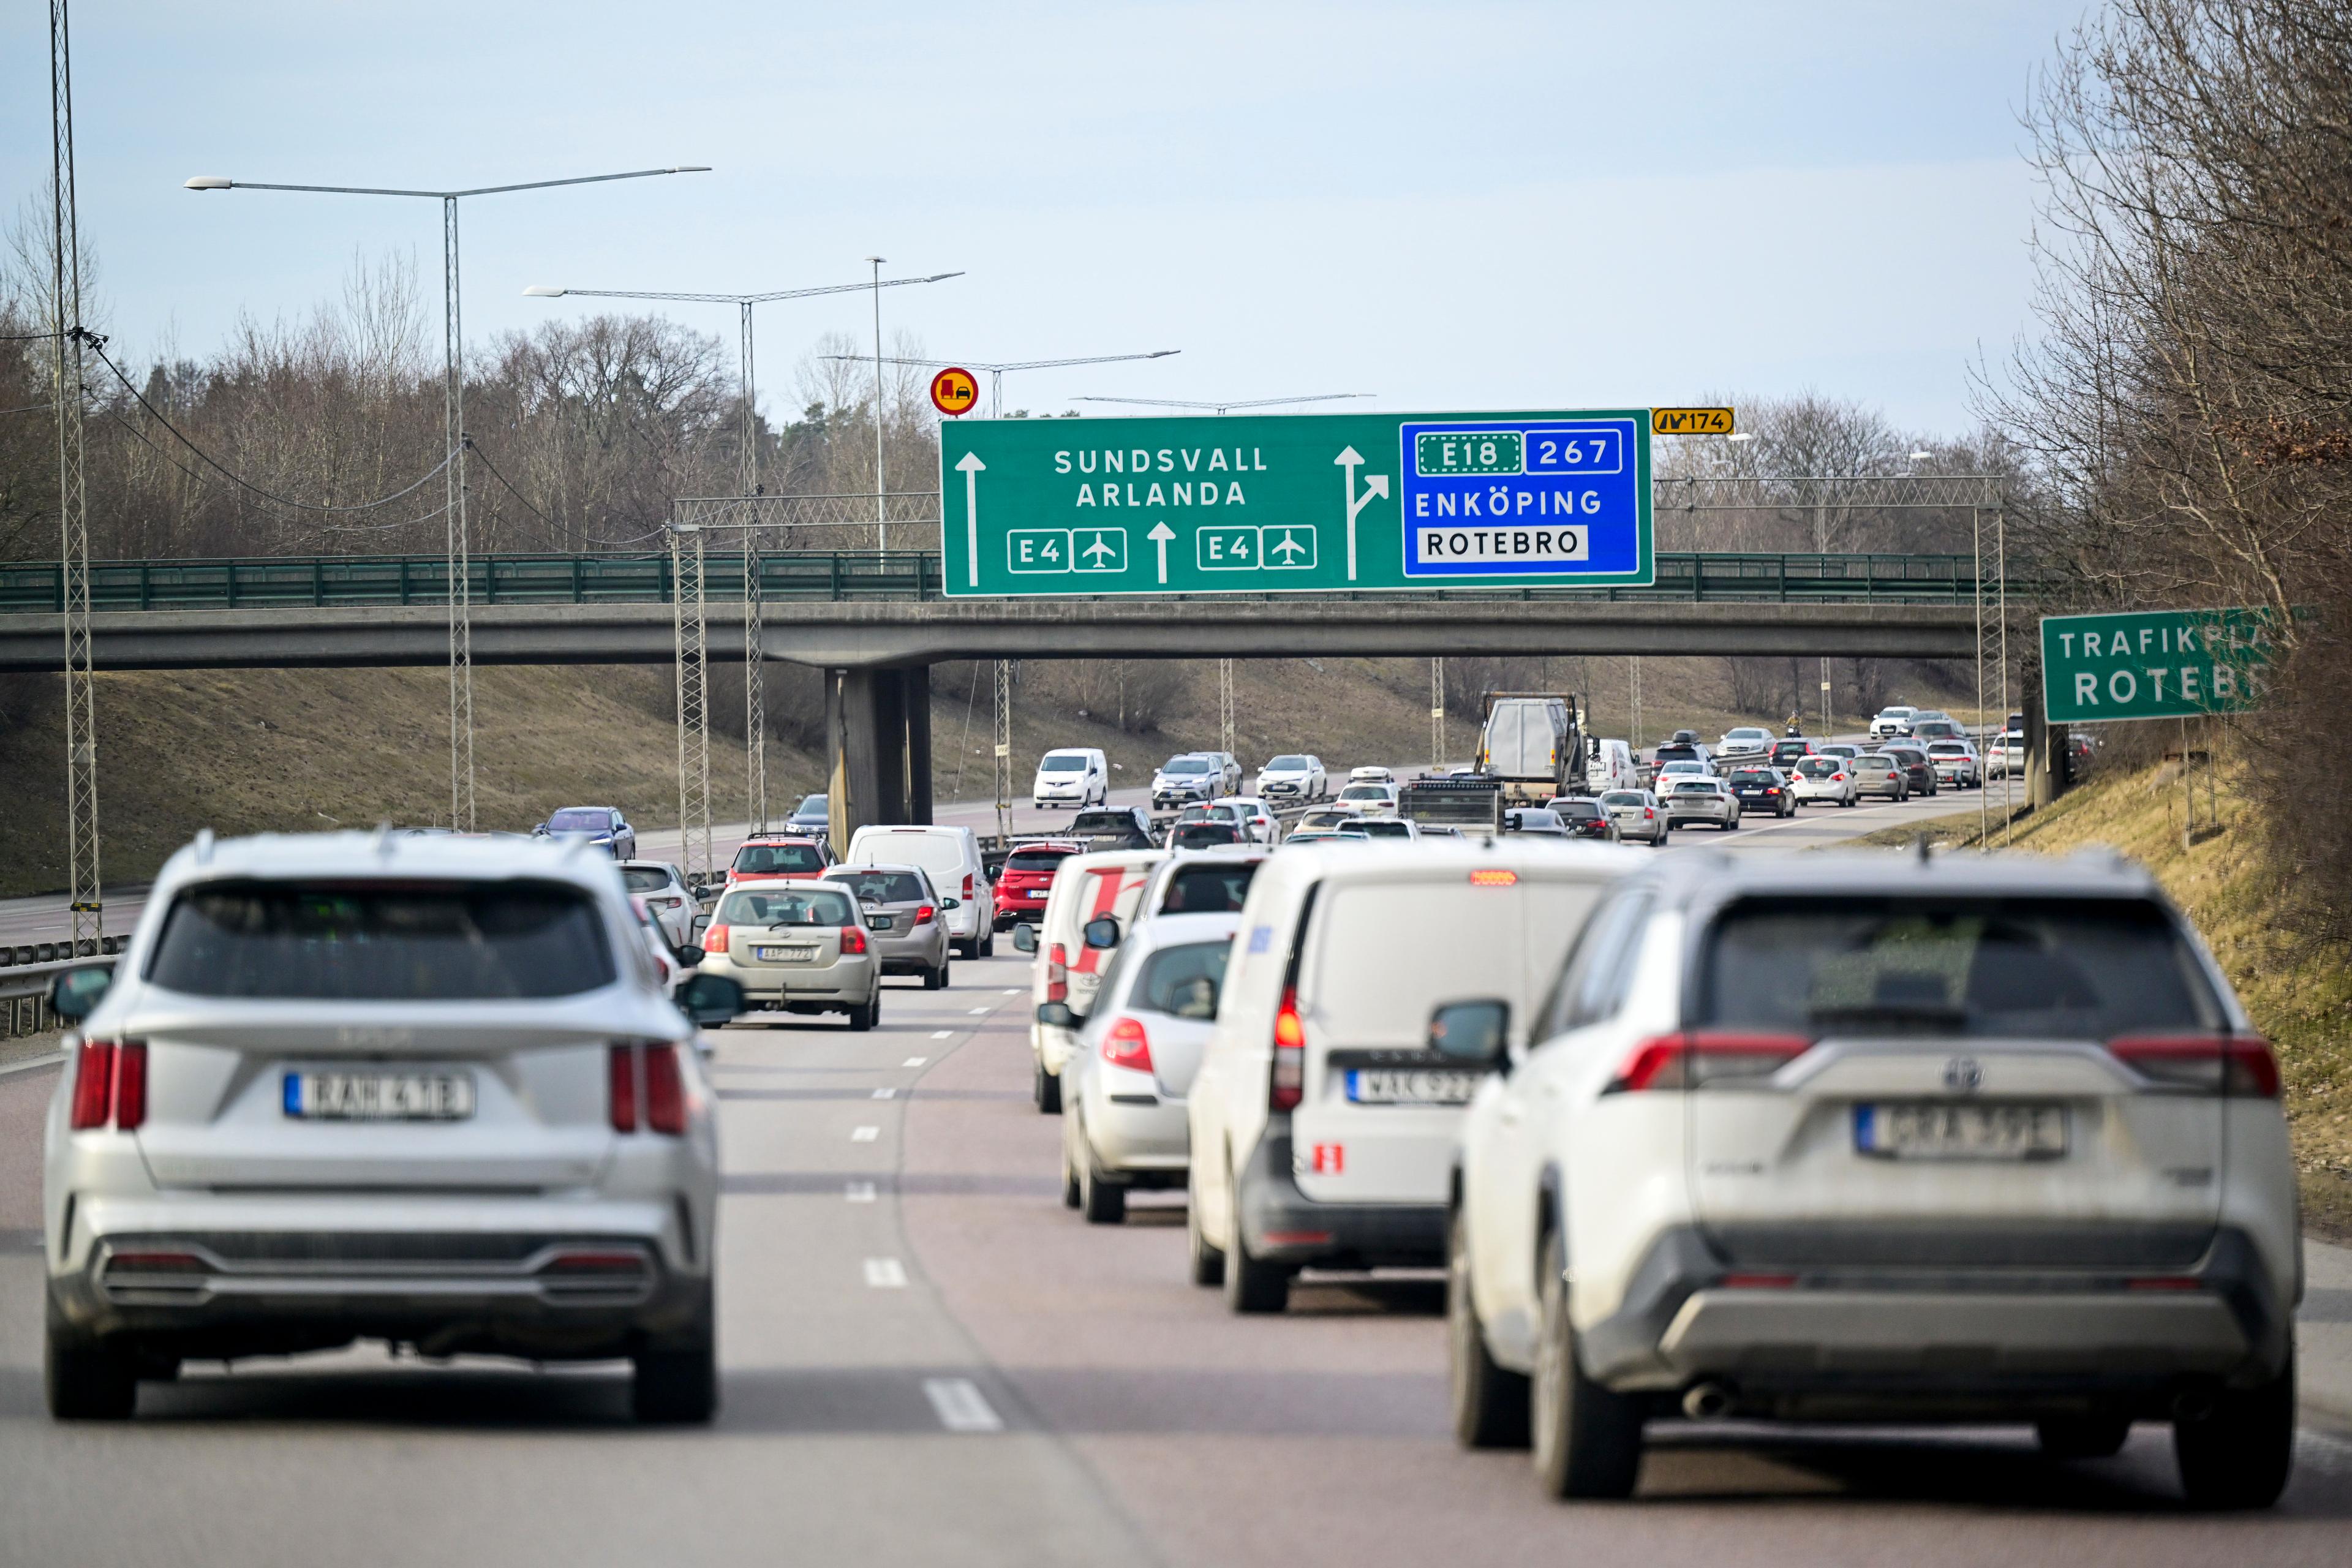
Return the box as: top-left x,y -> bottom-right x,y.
992,840 -> 1081,930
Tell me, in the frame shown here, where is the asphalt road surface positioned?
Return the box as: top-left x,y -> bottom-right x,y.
7,778 -> 2352,1565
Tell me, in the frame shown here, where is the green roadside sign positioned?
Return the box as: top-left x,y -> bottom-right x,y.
2040,606 -> 2277,724
938,409 -> 1653,596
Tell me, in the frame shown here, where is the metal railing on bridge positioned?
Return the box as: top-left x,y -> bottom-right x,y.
0,550 -> 2042,612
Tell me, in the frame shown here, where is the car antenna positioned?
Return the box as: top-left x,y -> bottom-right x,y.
373,821 -> 394,858
1912,832 -> 1934,865
193,827 -> 215,865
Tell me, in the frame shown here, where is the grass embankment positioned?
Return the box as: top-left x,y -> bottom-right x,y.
1839,766 -> 2352,1241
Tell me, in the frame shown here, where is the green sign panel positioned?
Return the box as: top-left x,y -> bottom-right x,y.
2040,606 -> 2277,724
940,409 -> 1653,596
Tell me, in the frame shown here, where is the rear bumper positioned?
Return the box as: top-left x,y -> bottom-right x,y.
1578,1224 -> 2291,1414
873,929 -> 947,973
1084,1090 -> 1189,1175
1234,1126 -> 1446,1269
700,952 -> 875,1008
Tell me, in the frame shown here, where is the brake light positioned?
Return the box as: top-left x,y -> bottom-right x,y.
963,874 -> 975,901
1643,807 -> 1655,818
915,903 -> 935,925
1468,869 -> 1518,886
1046,942 -> 1069,1003
1763,788 -> 1780,796
2109,1035 -> 2278,1097
1831,772 -> 1846,782
644,1044 -> 688,1134
840,925 -> 869,956
701,922 -> 730,954
1270,987 -> 1306,1111
1605,1031 -> 1812,1092
608,1044 -> 638,1132
70,1039 -> 143,1131
1719,1272 -> 1798,1289
1102,1016 -> 1154,1072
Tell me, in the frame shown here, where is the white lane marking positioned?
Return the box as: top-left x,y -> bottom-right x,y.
968,1006 -> 989,1016
903,1056 -> 929,1066
845,1180 -> 877,1203
0,1050 -> 66,1079
1001,989 -> 1021,995
930,1030 -> 952,1040
873,1087 -> 897,1099
922,1376 -> 1005,1433
851,1125 -> 880,1142
864,1257 -> 908,1288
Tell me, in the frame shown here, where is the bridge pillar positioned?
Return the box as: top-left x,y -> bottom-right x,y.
830,666 -> 933,840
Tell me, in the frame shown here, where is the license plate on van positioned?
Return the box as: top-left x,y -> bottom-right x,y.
1346,1069 -> 1482,1106
283,1071 -> 475,1121
1854,1102 -> 2065,1159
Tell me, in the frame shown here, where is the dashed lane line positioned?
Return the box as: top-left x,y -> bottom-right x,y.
845,1181 -> 877,1203
903,1056 -> 929,1066
922,1376 -> 1005,1434
850,1125 -> 880,1142
873,1087 -> 897,1099
864,1257 -> 908,1289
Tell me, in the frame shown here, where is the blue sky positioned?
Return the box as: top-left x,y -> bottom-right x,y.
3,1 -> 2089,434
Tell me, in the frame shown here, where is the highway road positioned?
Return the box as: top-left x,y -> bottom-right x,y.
9,777 -> 2351,1566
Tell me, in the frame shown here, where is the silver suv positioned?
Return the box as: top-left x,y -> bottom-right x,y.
40,831 -> 741,1423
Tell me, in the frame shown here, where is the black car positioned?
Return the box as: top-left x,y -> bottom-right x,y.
1551,799 -> 1619,841
1726,766 -> 1796,818
1169,820 -> 1244,851
1768,738 -> 1816,769
1070,807 -> 1155,851
1882,745 -> 1940,796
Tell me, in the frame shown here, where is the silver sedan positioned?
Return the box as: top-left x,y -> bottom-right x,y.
822,863 -> 954,989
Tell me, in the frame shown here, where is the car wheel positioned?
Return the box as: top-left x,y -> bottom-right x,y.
1529,1229 -> 1643,1499
848,993 -> 876,1032
45,1294 -> 136,1421
1033,1060 -> 1062,1115
1079,1145 -> 1127,1225
1724,815 -> 1740,831
1449,1205 -> 1531,1449
1060,1125 -> 1082,1208
631,1280 -> 718,1424
924,959 -> 947,991
979,927 -> 995,959
1186,1166 -> 1225,1286
1223,1166 -> 1291,1314
2174,1347 -> 2295,1508
1649,829 -> 1666,848
2037,1414 -> 2132,1460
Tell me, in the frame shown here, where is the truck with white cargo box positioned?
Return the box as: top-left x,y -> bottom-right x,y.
1473,692 -> 1588,805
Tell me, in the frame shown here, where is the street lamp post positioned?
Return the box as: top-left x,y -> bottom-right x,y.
184,165 -> 710,829
1072,393 -> 1373,415
523,268 -> 959,831
864,257 -> 888,552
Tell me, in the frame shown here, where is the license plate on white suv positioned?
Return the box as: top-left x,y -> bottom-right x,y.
1855,1102 -> 2065,1159
1346,1069 -> 1482,1106
283,1070 -> 475,1121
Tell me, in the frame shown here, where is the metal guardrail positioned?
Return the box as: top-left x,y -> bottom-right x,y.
1,951 -> 116,1041
0,550 -> 2048,611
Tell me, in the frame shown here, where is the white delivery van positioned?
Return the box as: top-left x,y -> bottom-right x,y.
845,824 -> 995,960
1012,847 -> 1166,1112
1585,739 -> 1637,793
1032,747 -> 1109,809
1185,837 -> 1642,1313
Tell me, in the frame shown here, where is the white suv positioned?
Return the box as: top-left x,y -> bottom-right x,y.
40,831 -> 742,1423
1447,851 -> 2299,1507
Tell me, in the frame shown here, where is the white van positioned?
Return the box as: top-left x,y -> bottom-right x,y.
1012,847 -> 1166,1111
1185,837 -> 1642,1313
1032,747 -> 1109,809
845,824 -> 995,960
1585,739 -> 1637,793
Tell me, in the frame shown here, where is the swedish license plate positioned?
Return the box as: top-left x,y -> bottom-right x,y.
869,916 -> 894,931
1855,1102 -> 2066,1160
756,944 -> 817,962
1346,1069 -> 1482,1106
283,1071 -> 474,1121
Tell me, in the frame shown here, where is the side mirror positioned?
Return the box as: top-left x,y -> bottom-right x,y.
940,897 -> 960,911
691,912 -> 712,938
676,972 -> 743,1029
1428,998 -> 1510,1066
532,823 -> 549,836
1035,1000 -> 1077,1028
671,943 -> 703,969
1012,923 -> 1038,954
1082,916 -> 1120,951
50,965 -> 112,1022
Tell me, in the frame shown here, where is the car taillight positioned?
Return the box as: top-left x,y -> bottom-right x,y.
1605,1031 -> 1812,1093
1831,772 -> 1845,782
963,874 -> 975,901
644,1044 -> 688,1134
840,925 -> 869,956
1643,807 -> 1655,818
2109,1034 -> 2279,1097
1270,987 -> 1306,1111
915,903 -> 935,924
69,1038 -> 145,1131
702,922 -> 731,954
608,1044 -> 638,1132
1102,1016 -> 1154,1072
1046,942 -> 1069,1003
1763,787 -> 1780,795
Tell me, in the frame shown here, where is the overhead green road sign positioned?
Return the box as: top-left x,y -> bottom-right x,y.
2040,606 -> 2278,724
940,409 -> 1653,596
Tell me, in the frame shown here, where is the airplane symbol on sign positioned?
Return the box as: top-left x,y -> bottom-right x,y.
1082,535 -> 1116,567
1270,530 -> 1306,564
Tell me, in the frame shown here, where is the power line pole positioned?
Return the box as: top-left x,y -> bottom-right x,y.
865,256 -> 888,553
1431,658 -> 1445,771
993,659 -> 1012,843
50,0 -> 100,951
737,300 -> 766,833
442,195 -> 473,830
1219,658 -> 1236,763
669,526 -> 712,891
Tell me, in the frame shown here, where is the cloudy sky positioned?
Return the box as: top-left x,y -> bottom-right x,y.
2,1 -> 2089,435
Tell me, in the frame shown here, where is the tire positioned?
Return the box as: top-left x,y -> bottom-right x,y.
2037,1414 -> 2132,1460
1186,1166 -> 1225,1286
979,928 -> 996,960
1079,1146 -> 1127,1225
848,993 -> 876,1032
1530,1230 -> 1644,1499
45,1295 -> 136,1422
631,1281 -> 718,1424
1034,1060 -> 1062,1115
1723,816 -> 1740,831
2174,1348 -> 2295,1509
1060,1124 -> 1082,1208
1223,1164 -> 1291,1314
1649,829 -> 1666,848
923,959 -> 947,991
1449,1205 -> 1531,1449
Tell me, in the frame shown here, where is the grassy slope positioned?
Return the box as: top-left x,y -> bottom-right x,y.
1842,766 -> 2352,1240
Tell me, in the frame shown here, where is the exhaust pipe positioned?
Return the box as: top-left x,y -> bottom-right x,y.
1682,1381 -> 1735,1420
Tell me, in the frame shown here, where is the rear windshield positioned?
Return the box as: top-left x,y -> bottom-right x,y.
1039,754 -> 1089,772
1340,785 -> 1389,800
1356,818 -> 1415,835
1730,769 -> 1777,783
1308,877 -> 1602,1043
856,831 -> 964,879
620,865 -> 674,893
795,794 -> 827,815
1005,848 -> 1076,872
546,809 -> 612,832
716,886 -> 856,927
1172,823 -> 1241,848
1600,791 -> 1647,807
1674,780 -> 1719,794
1859,755 -> 1899,768
1700,897 -> 2222,1039
1653,745 -> 1697,763
1157,861 -> 1260,914
1134,939 -> 1232,1020
1929,742 -> 1967,755
1796,758 -> 1841,777
735,843 -> 825,875
1072,813 -> 1144,837
1555,801 -> 1603,819
826,870 -> 927,903
146,879 -> 614,1000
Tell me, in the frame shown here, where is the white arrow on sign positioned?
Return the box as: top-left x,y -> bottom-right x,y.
1148,521 -> 1175,584
1334,447 -> 1389,581
956,451 -> 986,588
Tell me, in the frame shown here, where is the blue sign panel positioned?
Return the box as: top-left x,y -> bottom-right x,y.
1397,416 -> 1645,579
